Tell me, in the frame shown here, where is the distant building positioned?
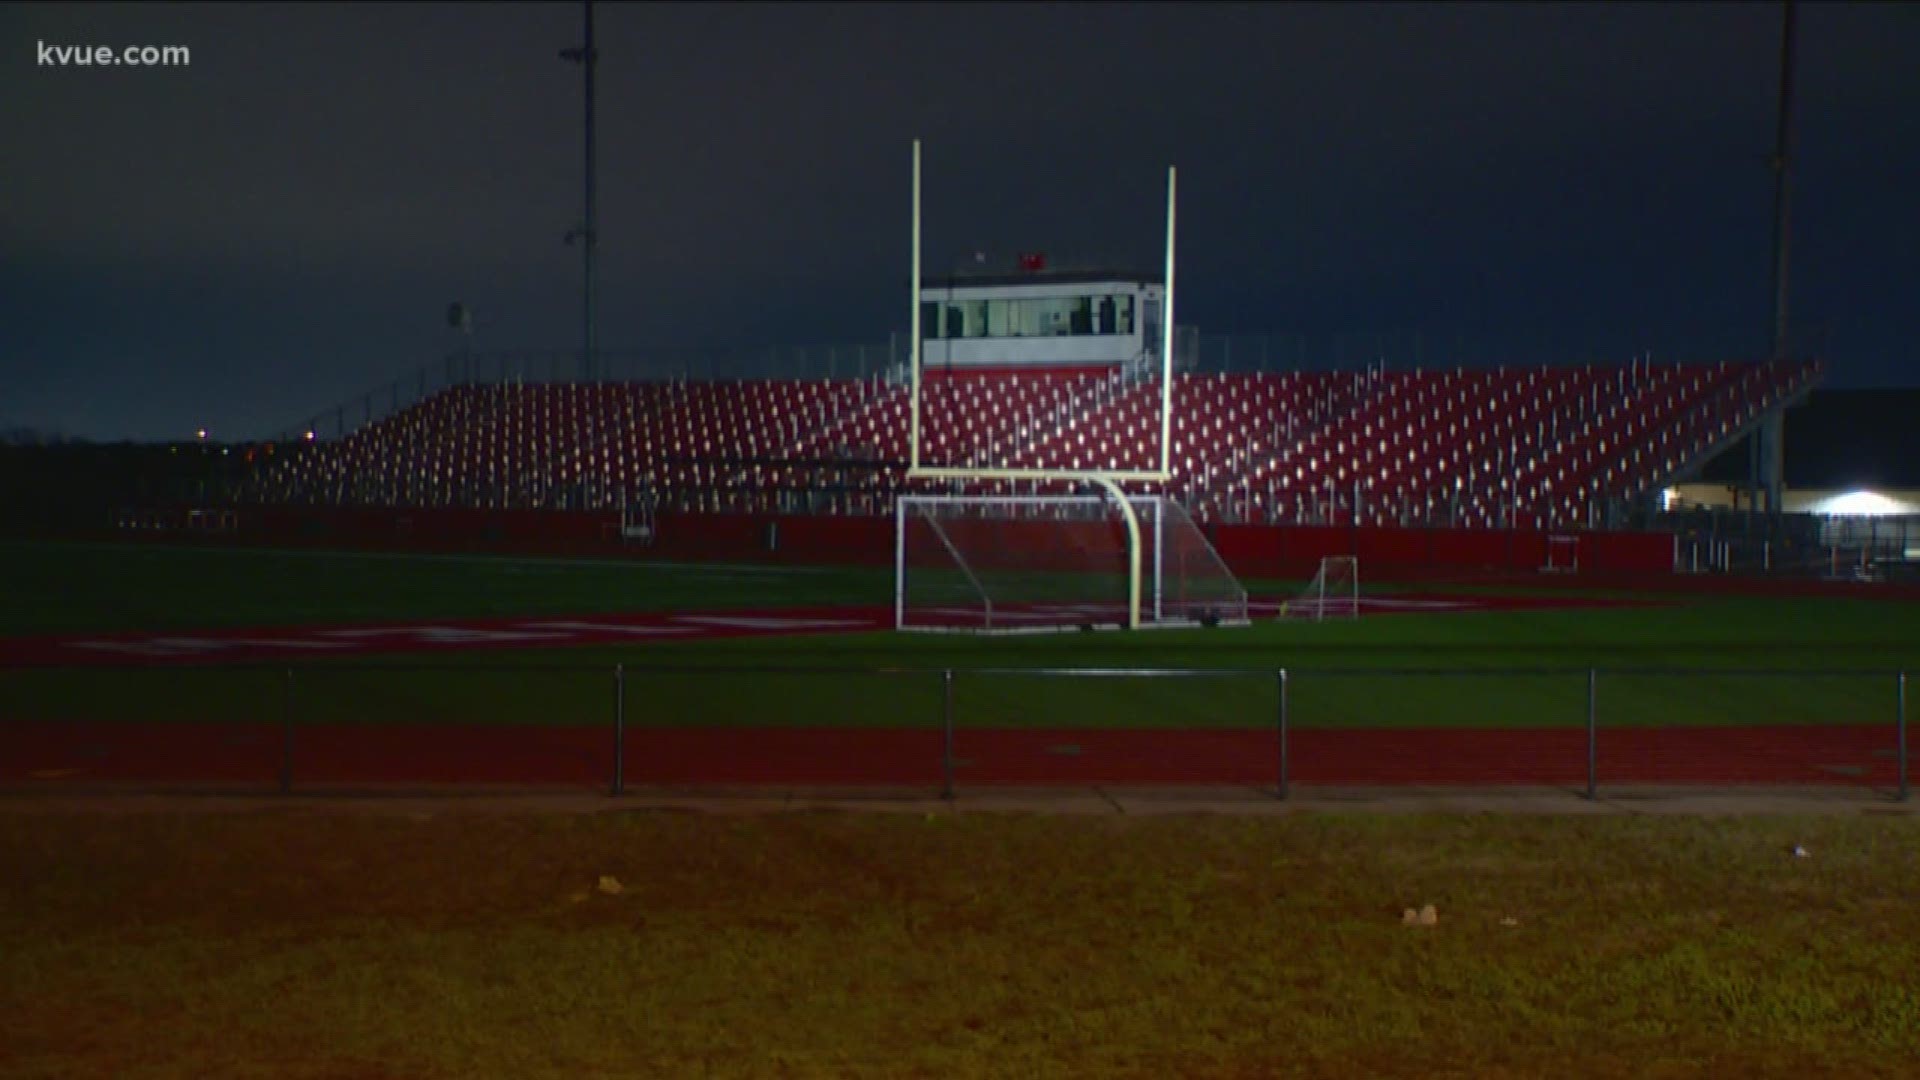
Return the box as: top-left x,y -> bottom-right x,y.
1672,388 -> 1920,515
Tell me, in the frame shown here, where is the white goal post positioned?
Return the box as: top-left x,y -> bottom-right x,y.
896,493 -> 1249,633
1543,534 -> 1580,573
1279,556 -> 1359,621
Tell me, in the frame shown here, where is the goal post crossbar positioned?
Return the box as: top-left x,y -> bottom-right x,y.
906,468 -> 1170,483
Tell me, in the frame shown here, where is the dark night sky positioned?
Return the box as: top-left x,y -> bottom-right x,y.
3,1 -> 1916,441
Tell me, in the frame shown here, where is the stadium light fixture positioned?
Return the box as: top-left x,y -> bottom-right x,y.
196,428 -> 208,441
304,430 -> 317,442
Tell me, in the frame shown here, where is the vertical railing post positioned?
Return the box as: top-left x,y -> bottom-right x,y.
1898,670 -> 1909,803
611,664 -> 626,797
941,669 -> 956,801
1585,668 -> 1598,801
1277,669 -> 1290,800
279,667 -> 294,795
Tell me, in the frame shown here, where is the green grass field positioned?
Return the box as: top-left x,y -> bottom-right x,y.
0,540 -> 894,634
5,544 -> 1917,1077
3,540 -> 1917,734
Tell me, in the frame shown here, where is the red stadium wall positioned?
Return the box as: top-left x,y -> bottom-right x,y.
656,516 -> 1676,576
243,506 -> 622,547
210,507 -> 1674,578
1207,523 -> 1670,577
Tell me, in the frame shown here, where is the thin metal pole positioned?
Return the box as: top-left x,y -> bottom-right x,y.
1768,0 -> 1798,361
908,140 -> 922,472
583,0 -> 597,381
941,669 -> 956,800
1898,670 -> 1909,803
561,2 -> 598,381
279,667 -> 294,795
1585,668 -> 1598,801
613,663 -> 625,797
894,498 -> 907,629
1160,165 -> 1177,478
1277,669 -> 1290,800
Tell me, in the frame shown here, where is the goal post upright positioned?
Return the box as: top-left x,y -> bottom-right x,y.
909,138 -> 922,475
1090,474 -> 1145,630
893,496 -> 907,628
1152,498 -> 1165,624
1161,165 -> 1175,479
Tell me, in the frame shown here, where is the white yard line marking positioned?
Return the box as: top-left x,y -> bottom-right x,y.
674,616 -> 877,631
314,627 -> 574,644
522,621 -> 697,635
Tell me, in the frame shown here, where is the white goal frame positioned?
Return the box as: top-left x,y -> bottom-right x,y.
895,493 -> 1249,634
1543,534 -> 1580,573
1280,556 -> 1360,622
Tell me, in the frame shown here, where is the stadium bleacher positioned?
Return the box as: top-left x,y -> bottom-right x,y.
245,357 -> 1822,529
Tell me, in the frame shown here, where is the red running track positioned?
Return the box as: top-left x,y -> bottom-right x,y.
0,722 -> 1906,791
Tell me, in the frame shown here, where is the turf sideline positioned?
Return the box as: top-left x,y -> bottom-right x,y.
0,592 -> 1666,667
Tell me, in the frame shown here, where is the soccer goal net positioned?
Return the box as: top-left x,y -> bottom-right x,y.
1279,556 -> 1360,621
896,493 -> 1250,633
1543,535 -> 1580,573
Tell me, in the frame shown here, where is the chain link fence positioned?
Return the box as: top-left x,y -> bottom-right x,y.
1,664 -> 1908,800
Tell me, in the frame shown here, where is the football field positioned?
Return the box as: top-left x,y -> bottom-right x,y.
2,540 -> 1915,793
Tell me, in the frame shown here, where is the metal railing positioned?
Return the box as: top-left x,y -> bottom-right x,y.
2,663 -> 1907,802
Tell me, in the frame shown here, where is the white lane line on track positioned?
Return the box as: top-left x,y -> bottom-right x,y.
674,616 -> 878,631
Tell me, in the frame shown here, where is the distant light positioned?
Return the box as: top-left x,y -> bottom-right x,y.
1811,490 -> 1910,517
304,430 -> 316,441
196,428 -> 208,440
1662,487 -> 1681,510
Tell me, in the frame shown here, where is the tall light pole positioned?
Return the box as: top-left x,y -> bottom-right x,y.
561,1 -> 598,381
1768,0 -> 1797,361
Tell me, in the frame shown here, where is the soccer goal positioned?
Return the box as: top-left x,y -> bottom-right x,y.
1279,556 -> 1360,621
1543,534 -> 1580,573
896,493 -> 1250,633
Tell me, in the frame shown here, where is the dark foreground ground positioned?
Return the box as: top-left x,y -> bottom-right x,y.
1,804 -> 1916,1079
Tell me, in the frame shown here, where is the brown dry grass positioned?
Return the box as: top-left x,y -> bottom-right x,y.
1,808 -> 1917,1078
